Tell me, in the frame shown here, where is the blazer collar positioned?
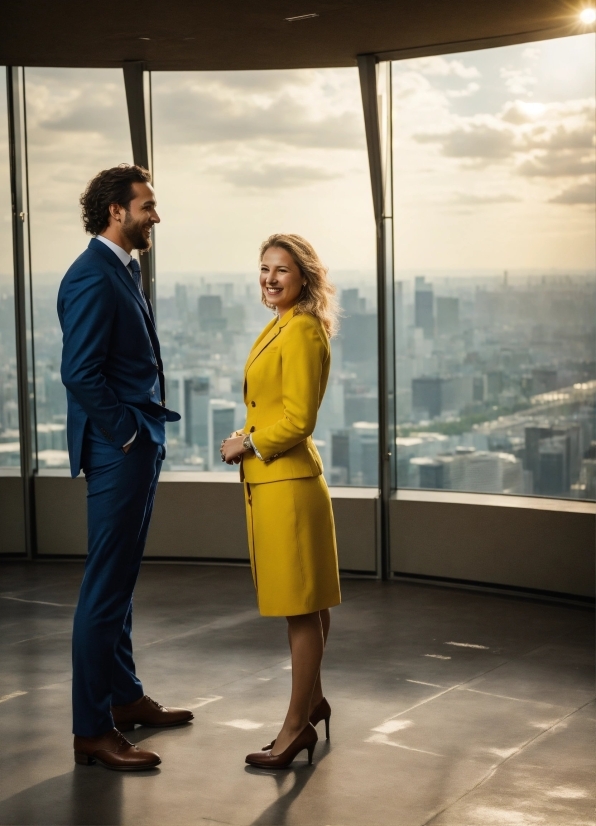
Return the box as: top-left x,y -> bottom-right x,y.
277,305 -> 296,328
244,307 -> 297,375
88,238 -> 153,325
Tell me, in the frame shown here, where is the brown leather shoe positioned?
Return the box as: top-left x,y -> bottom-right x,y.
74,728 -> 161,771
111,694 -> 194,732
246,723 -> 318,769
262,697 -> 331,750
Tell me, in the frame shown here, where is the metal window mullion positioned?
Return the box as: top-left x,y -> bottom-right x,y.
6,66 -> 36,558
123,60 -> 156,309
358,55 -> 395,580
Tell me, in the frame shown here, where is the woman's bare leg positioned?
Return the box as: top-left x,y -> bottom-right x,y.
310,608 -> 330,709
271,611 -> 324,755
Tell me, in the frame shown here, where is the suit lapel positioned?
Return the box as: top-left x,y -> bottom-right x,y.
244,320 -> 280,374
89,238 -> 154,328
243,307 -> 296,375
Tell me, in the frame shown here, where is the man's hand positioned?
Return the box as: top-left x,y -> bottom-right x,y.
122,444 -> 131,454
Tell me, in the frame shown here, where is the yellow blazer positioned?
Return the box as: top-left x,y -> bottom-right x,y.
241,306 -> 330,484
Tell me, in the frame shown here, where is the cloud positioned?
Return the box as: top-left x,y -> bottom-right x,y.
549,180 -> 596,204
214,161 -> 339,191
24,73 -> 128,139
413,99 -> 596,177
500,66 -> 537,96
522,47 -> 541,62
447,82 -> 480,99
39,102 -> 126,135
452,192 -> 521,205
517,151 -> 595,177
415,117 -> 514,159
151,73 -> 364,150
415,56 -> 480,79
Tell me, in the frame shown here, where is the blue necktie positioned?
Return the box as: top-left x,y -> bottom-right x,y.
129,258 -> 148,309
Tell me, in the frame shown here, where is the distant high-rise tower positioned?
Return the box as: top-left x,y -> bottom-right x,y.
395,280 -> 404,347
341,288 -> 366,316
175,283 -> 188,321
414,277 -> 434,339
198,295 -> 227,332
208,399 -> 236,470
436,297 -> 459,336
412,377 -> 443,419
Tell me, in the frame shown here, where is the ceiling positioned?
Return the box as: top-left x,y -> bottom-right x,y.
0,1 -> 589,71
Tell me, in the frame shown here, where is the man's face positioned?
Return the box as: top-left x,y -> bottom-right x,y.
120,182 -> 160,251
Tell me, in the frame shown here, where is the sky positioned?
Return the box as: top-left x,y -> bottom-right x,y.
0,32 -> 594,288
392,35 -> 596,273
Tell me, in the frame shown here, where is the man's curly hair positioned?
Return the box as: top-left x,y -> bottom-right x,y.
80,164 -> 152,235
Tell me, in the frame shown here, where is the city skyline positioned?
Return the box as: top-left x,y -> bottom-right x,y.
0,34 -> 594,501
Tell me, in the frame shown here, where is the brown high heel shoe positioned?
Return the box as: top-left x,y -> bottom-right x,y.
261,697 -> 331,750
246,723 -> 318,769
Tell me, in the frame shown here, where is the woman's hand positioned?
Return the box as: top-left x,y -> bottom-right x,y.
220,434 -> 247,465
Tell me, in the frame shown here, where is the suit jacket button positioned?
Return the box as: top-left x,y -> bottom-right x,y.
250,426 -> 255,432
251,401 -> 256,407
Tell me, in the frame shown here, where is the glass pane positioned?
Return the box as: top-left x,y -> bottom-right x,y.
393,34 -> 596,500
0,70 -> 21,470
24,69 -> 132,470
152,69 -> 377,484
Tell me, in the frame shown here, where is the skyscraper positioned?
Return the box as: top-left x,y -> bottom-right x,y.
415,276 -> 434,339
198,295 -> 227,333
207,399 -> 236,471
436,297 -> 459,336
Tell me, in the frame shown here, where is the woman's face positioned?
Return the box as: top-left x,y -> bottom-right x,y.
260,246 -> 306,318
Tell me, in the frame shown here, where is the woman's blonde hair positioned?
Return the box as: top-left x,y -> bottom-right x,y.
259,234 -> 340,338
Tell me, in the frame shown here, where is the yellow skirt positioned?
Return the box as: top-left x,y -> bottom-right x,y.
244,474 -> 341,617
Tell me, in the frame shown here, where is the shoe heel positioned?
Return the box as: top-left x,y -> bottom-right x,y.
115,722 -> 135,732
307,743 -> 316,765
74,752 -> 96,766
324,715 -> 330,740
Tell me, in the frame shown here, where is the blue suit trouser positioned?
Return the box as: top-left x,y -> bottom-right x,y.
72,425 -> 164,737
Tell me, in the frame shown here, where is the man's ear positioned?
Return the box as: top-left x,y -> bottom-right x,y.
108,202 -> 122,223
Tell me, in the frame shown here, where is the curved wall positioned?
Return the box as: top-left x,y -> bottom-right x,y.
0,474 -> 591,598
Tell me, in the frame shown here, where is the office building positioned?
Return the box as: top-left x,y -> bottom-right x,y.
414,276 -> 434,339
207,399 -> 236,470
436,296 -> 459,336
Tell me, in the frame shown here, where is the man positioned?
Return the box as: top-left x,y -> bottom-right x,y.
58,164 -> 193,771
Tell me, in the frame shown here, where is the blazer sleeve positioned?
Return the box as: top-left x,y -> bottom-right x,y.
58,263 -> 136,445
250,315 -> 328,461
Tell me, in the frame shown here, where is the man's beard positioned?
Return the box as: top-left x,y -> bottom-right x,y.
122,211 -> 152,251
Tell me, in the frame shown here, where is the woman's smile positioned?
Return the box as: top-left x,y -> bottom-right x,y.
259,246 -> 305,318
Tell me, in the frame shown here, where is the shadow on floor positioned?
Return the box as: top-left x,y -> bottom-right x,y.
0,767 -> 139,826
246,740 -> 331,826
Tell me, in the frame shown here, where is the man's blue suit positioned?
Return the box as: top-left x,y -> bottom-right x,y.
58,237 -> 180,737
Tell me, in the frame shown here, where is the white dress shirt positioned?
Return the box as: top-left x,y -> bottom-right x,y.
96,235 -> 138,449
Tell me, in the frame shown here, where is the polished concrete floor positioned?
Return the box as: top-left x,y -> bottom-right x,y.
0,561 -> 594,826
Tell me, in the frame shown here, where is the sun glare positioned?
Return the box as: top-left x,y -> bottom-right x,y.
579,8 -> 596,24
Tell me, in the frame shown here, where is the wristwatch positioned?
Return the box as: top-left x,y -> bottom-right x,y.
242,434 -> 253,452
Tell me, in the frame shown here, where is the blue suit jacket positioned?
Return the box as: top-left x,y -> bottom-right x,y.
58,238 -> 180,478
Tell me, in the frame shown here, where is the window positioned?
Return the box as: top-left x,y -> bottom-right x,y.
151,69 -> 377,484
0,71 -> 20,469
392,35 -> 596,499
23,68 -> 132,470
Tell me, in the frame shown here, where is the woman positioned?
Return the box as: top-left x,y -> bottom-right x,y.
220,234 -> 341,769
